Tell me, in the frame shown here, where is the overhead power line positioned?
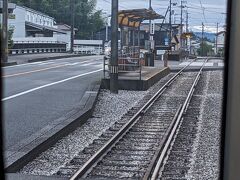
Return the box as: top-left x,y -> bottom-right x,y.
198,0 -> 207,23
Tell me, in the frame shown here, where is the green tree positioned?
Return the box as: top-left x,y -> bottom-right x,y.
0,25 -> 14,49
10,0 -> 104,39
197,42 -> 214,56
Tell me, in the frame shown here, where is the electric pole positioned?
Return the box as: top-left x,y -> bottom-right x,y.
70,0 -> 75,53
202,22 -> 204,56
216,22 -> 219,55
105,19 -> 108,42
180,0 -> 183,48
1,0 -> 8,63
110,0 -> 118,93
149,0 -> 152,53
185,11 -> 189,48
169,0 -> 172,50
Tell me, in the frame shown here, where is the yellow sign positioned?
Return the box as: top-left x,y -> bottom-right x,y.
182,32 -> 193,39
8,14 -> 16,19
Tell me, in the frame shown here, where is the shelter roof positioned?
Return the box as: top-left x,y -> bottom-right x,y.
118,8 -> 164,28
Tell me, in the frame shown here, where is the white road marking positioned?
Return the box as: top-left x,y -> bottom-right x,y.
3,56 -> 103,68
2,69 -> 103,101
65,62 -> 81,66
81,62 -> 100,66
37,62 -> 56,65
2,60 -> 102,78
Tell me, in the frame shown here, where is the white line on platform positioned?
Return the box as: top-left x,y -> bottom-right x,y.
2,69 -> 103,101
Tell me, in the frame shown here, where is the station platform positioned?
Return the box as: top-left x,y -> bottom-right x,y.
101,66 -> 170,91
101,58 -> 224,91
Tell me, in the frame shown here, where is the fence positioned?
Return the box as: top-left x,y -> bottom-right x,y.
103,46 -> 144,80
9,40 -> 67,55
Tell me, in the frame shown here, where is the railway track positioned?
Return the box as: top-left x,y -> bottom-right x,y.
55,58 -> 208,179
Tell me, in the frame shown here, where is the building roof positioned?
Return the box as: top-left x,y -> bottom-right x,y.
19,5 -> 54,20
140,23 -> 181,31
26,21 -> 66,34
0,1 -> 16,9
2,2 -> 55,20
217,31 -> 226,36
56,24 -> 78,31
118,8 -> 164,28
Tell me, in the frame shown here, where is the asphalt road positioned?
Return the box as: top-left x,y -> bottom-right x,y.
2,55 -> 103,151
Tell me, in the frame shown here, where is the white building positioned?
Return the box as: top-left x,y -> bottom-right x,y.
216,31 -> 226,54
6,3 -> 66,40
0,2 -> 78,53
1,2 -> 102,54
53,24 -> 78,51
74,40 -> 103,55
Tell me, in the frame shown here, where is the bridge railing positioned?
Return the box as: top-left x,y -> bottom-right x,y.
9,47 -> 66,55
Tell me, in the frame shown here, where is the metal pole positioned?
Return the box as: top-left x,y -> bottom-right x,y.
133,29 -> 135,47
216,22 -> 219,55
180,0 -> 183,48
202,22 -> 204,56
149,0 -> 152,53
70,0 -> 75,53
185,11 -> 188,48
105,17 -> 108,42
110,0 -> 118,93
169,0 -> 172,50
138,27 -> 140,47
1,0 -> 8,63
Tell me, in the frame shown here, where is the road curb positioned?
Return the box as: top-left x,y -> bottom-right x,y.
1,62 -> 18,67
5,84 -> 101,172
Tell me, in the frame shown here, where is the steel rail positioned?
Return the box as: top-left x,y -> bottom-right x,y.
145,58 -> 208,180
69,58 -> 198,180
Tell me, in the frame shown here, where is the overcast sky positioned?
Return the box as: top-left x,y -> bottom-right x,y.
96,0 -> 227,33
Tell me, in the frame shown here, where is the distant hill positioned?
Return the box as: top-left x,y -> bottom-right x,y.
193,32 -> 216,42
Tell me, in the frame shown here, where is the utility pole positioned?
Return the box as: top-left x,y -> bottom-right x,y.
202,22 -> 204,56
1,0 -> 8,63
180,0 -> 183,48
148,0 -> 152,53
70,0 -> 75,53
110,0 -> 118,93
105,19 -> 108,42
186,11 -> 189,33
169,0 -> 172,50
216,22 -> 219,55
185,11 -> 189,48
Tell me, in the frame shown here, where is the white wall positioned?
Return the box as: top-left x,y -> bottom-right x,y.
13,37 -> 58,42
53,31 -> 71,51
8,5 -> 55,38
8,6 -> 26,38
217,33 -> 225,48
25,9 -> 54,27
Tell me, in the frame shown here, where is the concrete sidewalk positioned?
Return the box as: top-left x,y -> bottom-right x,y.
2,53 -> 91,66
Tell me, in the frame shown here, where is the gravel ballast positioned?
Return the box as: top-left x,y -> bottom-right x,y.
20,70 -> 224,178
186,71 -> 223,180
20,90 -> 147,175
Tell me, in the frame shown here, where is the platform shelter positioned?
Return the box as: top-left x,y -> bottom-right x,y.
103,8 -> 170,91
